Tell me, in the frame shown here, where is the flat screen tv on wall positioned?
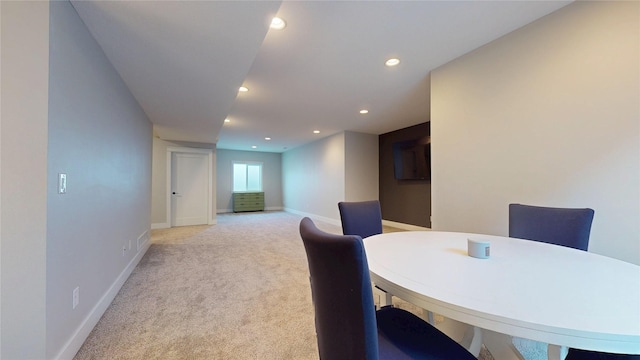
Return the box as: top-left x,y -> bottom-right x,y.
392,136 -> 430,180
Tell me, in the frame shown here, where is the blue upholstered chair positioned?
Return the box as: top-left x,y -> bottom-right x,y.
338,200 -> 435,322
509,204 -> 637,360
565,349 -> 640,360
299,217 -> 476,360
338,200 -> 383,239
508,203 -> 594,250
338,200 -> 396,309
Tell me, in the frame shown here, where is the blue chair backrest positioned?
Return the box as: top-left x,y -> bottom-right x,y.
299,217 -> 379,359
338,200 -> 383,239
509,203 -> 594,251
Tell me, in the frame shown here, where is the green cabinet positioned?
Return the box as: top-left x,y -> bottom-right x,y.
233,192 -> 265,212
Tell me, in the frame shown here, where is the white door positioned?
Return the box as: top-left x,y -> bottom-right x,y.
171,152 -> 209,226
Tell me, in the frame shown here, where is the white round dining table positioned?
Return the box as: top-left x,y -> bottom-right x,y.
364,231 -> 640,356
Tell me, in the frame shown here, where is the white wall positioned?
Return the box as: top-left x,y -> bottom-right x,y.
345,131 -> 379,202
431,1 -> 639,264
216,149 -> 283,212
1,1 -> 2,349
282,131 -> 379,224
151,137 -> 216,228
283,132 -> 346,223
46,1 -> 154,358
0,1 -> 50,358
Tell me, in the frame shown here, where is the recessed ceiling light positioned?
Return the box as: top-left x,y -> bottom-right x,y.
251,145 -> 257,149
360,109 -> 369,114
313,130 -> 320,134
270,17 -> 286,30
224,118 -> 230,123
385,58 -> 400,67
265,137 -> 271,140
239,86 -> 249,92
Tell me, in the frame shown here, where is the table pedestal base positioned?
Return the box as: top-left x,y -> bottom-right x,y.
460,325 -> 484,356
548,344 -> 568,360
482,330 -> 522,360
461,326 -> 568,360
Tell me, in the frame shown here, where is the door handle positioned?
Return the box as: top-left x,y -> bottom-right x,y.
172,192 -> 182,197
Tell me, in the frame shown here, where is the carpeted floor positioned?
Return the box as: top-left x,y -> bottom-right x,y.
74,211 -> 504,359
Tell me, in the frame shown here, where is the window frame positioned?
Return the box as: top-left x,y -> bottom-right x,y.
232,161 -> 263,192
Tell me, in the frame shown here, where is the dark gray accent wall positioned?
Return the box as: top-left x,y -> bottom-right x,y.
379,123 -> 431,227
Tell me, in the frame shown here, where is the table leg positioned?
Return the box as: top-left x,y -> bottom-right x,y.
547,344 -> 567,360
417,308 -> 435,325
372,283 -> 392,308
382,291 -> 392,307
482,330 -> 523,360
460,325 -> 483,357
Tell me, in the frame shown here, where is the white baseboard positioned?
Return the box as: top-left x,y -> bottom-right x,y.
282,208 -> 428,232
382,219 -> 430,231
54,231 -> 152,360
217,207 -> 283,214
283,208 -> 341,227
151,222 -> 170,229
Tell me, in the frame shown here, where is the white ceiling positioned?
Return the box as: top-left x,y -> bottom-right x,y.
71,0 -> 572,153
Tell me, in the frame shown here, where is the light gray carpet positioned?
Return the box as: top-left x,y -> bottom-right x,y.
74,211 -> 502,359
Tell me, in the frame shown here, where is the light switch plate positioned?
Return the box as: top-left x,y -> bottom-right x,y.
58,173 -> 67,194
